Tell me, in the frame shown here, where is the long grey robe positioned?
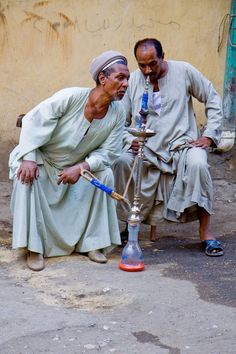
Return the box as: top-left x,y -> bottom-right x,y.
113,61 -> 223,224
9,87 -> 125,257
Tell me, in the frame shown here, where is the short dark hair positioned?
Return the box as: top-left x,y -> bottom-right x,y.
96,59 -> 127,85
134,38 -> 163,59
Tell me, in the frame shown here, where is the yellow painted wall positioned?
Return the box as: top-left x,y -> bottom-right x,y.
0,0 -> 230,144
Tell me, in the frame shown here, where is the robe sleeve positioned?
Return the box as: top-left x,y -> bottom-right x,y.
85,104 -> 126,172
17,88 -> 76,161
185,63 -> 223,146
22,151 -> 37,162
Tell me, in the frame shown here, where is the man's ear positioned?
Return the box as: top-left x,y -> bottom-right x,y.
98,72 -> 106,85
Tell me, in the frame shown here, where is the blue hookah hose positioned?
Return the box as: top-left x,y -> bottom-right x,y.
81,170 -> 130,206
90,178 -> 113,195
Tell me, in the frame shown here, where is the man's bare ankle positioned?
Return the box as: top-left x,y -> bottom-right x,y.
150,225 -> 157,242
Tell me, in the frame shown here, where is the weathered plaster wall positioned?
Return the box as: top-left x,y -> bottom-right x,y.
0,0 -> 231,178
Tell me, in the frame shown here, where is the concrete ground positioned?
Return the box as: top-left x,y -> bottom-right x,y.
0,150 -> 236,354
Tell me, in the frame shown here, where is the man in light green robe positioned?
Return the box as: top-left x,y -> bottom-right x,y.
113,39 -> 224,256
9,50 -> 130,270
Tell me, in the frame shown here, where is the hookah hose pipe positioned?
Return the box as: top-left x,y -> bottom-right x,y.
81,169 -> 130,206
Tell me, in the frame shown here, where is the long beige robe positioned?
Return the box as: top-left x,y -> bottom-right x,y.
113,61 -> 223,224
9,87 -> 125,257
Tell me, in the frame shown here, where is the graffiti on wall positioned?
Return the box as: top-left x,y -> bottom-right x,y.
0,0 -> 181,57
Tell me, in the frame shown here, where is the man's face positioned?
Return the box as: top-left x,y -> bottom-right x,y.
103,64 -> 130,100
135,45 -> 163,84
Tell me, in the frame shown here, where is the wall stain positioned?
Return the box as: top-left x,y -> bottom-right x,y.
21,10 -> 44,32
46,20 -> 73,59
20,6 -> 76,58
58,12 -> 75,28
47,20 -> 59,38
33,1 -> 49,8
0,10 -> 6,25
0,4 -> 8,53
22,10 -> 44,24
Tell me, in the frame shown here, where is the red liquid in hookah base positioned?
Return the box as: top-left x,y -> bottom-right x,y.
119,262 -> 145,272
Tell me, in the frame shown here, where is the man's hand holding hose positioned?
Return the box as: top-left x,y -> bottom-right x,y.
57,161 -> 90,185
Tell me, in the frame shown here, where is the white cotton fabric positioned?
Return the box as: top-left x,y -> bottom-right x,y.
9,87 -> 126,256
113,60 -> 223,224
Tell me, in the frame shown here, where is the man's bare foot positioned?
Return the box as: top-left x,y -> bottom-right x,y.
198,207 -> 216,242
199,228 -> 216,242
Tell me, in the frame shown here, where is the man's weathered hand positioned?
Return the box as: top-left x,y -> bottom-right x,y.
189,137 -> 213,149
57,162 -> 90,185
17,160 -> 39,185
131,138 -> 139,154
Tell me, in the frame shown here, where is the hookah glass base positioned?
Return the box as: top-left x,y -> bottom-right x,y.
119,224 -> 145,272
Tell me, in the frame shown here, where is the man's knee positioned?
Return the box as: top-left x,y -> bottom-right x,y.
113,153 -> 134,172
96,168 -> 114,185
186,148 -> 208,170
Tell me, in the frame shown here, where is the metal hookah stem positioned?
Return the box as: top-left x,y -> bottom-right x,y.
134,140 -> 144,205
134,76 -> 150,205
133,78 -> 150,206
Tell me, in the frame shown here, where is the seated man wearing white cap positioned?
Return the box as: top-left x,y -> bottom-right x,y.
9,50 -> 130,271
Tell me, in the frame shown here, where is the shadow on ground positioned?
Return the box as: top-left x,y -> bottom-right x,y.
125,233 -> 236,309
